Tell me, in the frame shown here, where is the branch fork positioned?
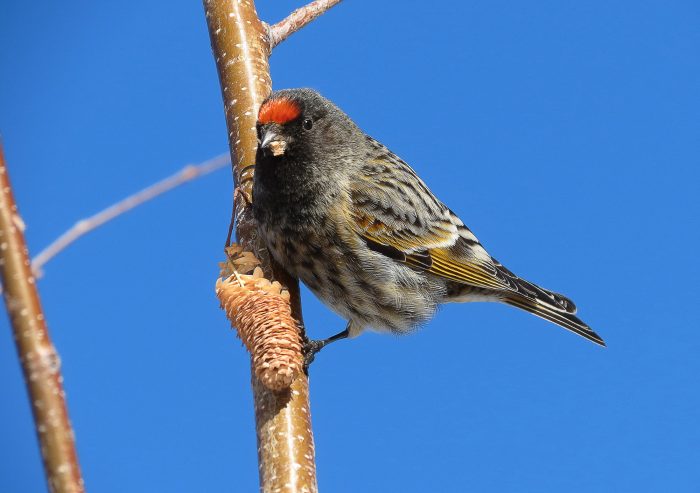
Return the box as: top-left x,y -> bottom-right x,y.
267,0 -> 343,49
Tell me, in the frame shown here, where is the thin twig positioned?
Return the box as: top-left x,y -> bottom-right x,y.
0,144 -> 85,493
268,0 -> 343,49
31,153 -> 230,276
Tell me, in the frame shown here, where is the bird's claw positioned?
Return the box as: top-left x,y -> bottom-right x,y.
302,339 -> 326,372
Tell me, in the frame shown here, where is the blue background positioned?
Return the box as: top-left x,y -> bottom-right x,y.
2,1 -> 699,491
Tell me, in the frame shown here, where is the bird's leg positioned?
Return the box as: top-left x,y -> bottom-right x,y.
302,324 -> 350,370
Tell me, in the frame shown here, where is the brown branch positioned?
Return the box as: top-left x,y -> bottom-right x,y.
31,153 -> 230,277
268,0 -> 343,49
203,0 -> 341,491
0,145 -> 85,493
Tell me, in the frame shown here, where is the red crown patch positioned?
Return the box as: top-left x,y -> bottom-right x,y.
258,98 -> 301,125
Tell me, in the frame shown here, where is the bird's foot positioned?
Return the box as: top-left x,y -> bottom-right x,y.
302,338 -> 326,369
302,328 -> 350,372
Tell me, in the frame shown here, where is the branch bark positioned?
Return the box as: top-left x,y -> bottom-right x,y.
0,145 -> 85,493
268,0 -> 343,49
203,1 -> 342,491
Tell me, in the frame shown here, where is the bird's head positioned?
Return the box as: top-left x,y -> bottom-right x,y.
255,88 -> 357,163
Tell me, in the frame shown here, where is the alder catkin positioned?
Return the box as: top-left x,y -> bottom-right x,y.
216,245 -> 303,391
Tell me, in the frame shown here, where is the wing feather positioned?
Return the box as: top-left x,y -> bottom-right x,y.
351,138 -> 509,291
350,137 -> 602,344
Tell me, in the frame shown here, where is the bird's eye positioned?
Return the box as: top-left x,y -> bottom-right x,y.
303,118 -> 313,130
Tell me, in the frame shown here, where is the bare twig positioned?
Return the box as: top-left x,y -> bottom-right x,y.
31,153 -> 230,276
0,145 -> 85,493
268,0 -> 343,49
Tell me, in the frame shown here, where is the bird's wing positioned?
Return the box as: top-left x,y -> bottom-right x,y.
350,138 -> 514,293
350,138 -> 605,346
350,139 -> 579,312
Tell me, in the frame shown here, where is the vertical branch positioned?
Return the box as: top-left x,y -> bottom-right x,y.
0,145 -> 85,493
203,1 -> 318,492
204,0 -> 270,255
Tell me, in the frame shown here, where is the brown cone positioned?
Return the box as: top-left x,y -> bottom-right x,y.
216,245 -> 303,391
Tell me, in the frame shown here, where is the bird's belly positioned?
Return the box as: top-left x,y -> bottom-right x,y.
260,224 -> 444,335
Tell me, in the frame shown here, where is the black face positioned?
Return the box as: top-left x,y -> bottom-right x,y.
256,89 -> 333,161
252,89 -> 362,224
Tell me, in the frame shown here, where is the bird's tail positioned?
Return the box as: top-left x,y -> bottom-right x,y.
479,259 -> 604,346
503,288 -> 605,346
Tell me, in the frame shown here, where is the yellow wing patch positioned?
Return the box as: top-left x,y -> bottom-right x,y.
352,210 -> 455,252
426,249 -> 507,290
353,211 -> 508,291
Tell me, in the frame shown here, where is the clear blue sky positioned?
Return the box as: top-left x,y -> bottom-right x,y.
2,1 -> 699,491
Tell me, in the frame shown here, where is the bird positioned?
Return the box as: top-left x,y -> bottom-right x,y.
251,88 -> 604,360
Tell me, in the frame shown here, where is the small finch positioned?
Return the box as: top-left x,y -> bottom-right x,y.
252,88 -> 604,358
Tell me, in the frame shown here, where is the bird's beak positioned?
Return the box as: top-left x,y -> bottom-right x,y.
260,127 -> 287,157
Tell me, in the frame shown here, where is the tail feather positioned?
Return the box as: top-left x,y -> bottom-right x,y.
504,294 -> 605,346
487,258 -> 604,344
494,260 -> 578,314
